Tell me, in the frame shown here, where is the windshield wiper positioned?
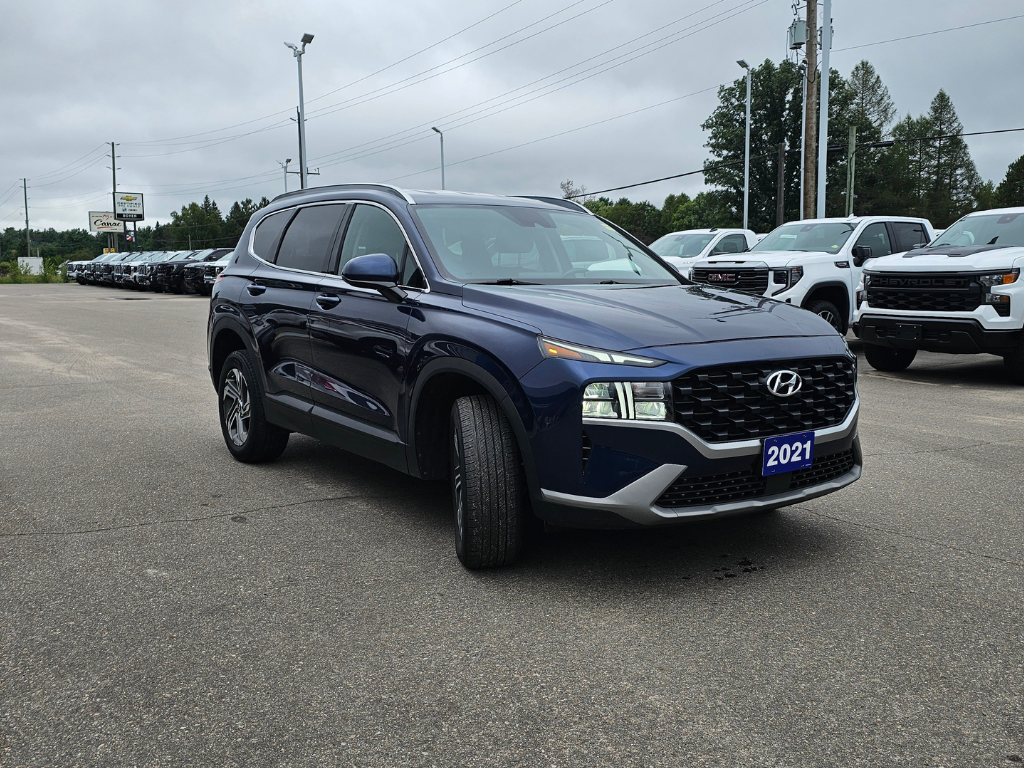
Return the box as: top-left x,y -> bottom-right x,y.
475,278 -> 540,286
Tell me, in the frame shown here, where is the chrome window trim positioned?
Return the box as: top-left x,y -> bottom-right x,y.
582,396 -> 859,459
246,200 -> 430,293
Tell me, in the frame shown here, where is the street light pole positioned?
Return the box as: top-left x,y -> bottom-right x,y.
285,33 -> 314,190
798,62 -> 807,220
431,127 -> 445,190
278,159 -> 292,193
738,60 -> 751,231
815,0 -> 832,217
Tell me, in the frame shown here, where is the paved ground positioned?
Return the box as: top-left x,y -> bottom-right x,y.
1,283 -> 1022,768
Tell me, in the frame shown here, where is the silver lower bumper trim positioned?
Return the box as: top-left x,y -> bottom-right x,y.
541,463 -> 861,526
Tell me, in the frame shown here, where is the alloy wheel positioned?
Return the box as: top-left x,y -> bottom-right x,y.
222,368 -> 252,446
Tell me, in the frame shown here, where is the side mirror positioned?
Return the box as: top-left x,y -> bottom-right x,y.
341,253 -> 406,302
850,245 -> 872,267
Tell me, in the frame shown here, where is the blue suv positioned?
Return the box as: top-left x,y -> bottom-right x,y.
208,185 -> 861,568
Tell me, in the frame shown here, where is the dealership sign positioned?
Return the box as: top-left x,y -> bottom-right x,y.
88,211 -> 125,233
113,192 -> 145,221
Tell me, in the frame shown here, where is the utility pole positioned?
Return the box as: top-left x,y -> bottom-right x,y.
845,125 -> 857,216
802,0 -> 818,220
285,34 -> 314,189
815,0 -> 832,218
737,60 -> 752,231
776,143 -> 786,226
278,159 -> 292,193
23,179 -> 30,258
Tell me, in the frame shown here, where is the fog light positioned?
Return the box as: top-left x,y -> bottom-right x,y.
634,401 -> 667,420
582,399 -> 620,418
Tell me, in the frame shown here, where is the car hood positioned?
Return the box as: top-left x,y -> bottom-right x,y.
694,249 -> 836,268
867,245 -> 1024,271
462,283 -> 835,352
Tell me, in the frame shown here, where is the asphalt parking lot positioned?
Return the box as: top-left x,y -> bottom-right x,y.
1,283 -> 1022,767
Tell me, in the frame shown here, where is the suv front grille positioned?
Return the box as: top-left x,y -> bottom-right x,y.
867,273 -> 982,312
655,449 -> 856,509
691,267 -> 769,294
672,357 -> 856,443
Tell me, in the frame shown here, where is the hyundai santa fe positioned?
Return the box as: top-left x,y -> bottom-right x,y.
208,185 -> 861,568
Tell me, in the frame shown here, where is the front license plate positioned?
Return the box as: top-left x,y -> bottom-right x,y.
762,431 -> 815,476
896,323 -> 922,341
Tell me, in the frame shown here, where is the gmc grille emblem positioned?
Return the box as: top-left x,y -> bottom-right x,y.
766,369 -> 803,397
706,273 -> 736,283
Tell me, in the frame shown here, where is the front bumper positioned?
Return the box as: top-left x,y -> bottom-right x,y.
537,403 -> 861,527
854,314 -> 1023,354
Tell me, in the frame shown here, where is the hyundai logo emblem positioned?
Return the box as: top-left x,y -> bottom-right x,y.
766,369 -> 803,397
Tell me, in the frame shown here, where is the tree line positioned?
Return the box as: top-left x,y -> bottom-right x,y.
576,59 -> 1024,241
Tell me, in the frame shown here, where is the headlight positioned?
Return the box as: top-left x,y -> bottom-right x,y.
772,267 -> 803,288
977,270 -> 1019,287
539,337 -> 666,367
582,381 -> 671,421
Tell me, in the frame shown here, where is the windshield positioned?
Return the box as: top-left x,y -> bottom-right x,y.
930,212 -> 1024,248
752,222 -> 856,254
412,205 -> 678,284
650,233 -> 715,259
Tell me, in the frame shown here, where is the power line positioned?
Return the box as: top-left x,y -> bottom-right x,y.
833,13 -> 1024,53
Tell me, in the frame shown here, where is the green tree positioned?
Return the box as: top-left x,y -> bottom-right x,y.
702,59 -> 803,231
920,90 -> 981,225
995,153 -> 1024,208
847,60 -> 896,136
669,191 -> 737,230
660,193 -> 690,232
583,197 -> 666,243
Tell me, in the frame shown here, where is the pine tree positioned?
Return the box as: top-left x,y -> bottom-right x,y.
847,61 -> 896,136
921,90 -> 981,226
995,154 -> 1024,208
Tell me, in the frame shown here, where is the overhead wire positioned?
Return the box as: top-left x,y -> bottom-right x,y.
833,12 -> 1024,53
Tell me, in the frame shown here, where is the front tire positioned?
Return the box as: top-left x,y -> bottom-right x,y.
218,350 -> 289,463
864,343 -> 916,372
449,395 -> 523,569
805,299 -> 845,333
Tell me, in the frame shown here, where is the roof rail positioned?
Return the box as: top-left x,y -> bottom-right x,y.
271,183 -> 414,205
513,195 -> 594,215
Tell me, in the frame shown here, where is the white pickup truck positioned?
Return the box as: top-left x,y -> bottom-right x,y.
853,207 -> 1024,382
648,228 -> 758,278
688,216 -> 935,333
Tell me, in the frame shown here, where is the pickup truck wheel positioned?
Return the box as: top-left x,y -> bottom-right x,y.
863,343 -> 916,372
805,299 -> 844,333
1004,345 -> 1024,384
218,350 -> 289,463
449,395 -> 523,569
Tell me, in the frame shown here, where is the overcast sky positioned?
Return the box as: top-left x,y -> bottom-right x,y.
2,0 -> 1022,230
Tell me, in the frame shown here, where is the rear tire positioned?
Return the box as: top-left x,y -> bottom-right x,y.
218,350 -> 289,463
864,343 -> 916,372
449,395 -> 523,568
805,299 -> 845,334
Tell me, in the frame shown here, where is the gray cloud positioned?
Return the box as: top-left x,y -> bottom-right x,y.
2,0 -> 1022,230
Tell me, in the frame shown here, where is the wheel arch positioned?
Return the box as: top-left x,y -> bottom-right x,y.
208,311 -> 260,389
803,281 -> 852,332
407,356 -> 539,498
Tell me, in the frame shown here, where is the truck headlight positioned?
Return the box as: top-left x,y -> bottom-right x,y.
583,381 -> 671,421
977,270 -> 1019,287
772,266 -> 803,288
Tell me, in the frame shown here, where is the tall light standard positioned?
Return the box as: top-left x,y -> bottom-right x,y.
737,60 -> 752,231
278,158 -> 292,193
798,61 -> 807,220
284,33 -> 314,190
431,127 -> 445,190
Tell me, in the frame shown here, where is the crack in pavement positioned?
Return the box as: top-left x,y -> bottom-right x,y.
802,508 -> 1024,568
0,492 -> 412,538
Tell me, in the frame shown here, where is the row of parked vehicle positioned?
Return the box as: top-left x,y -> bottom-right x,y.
67,248 -> 235,295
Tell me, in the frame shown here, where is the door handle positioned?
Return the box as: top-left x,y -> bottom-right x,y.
246,283 -> 267,296
315,293 -> 341,309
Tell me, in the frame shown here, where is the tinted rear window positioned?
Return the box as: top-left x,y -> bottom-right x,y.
251,211 -> 291,261
276,205 -> 345,272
